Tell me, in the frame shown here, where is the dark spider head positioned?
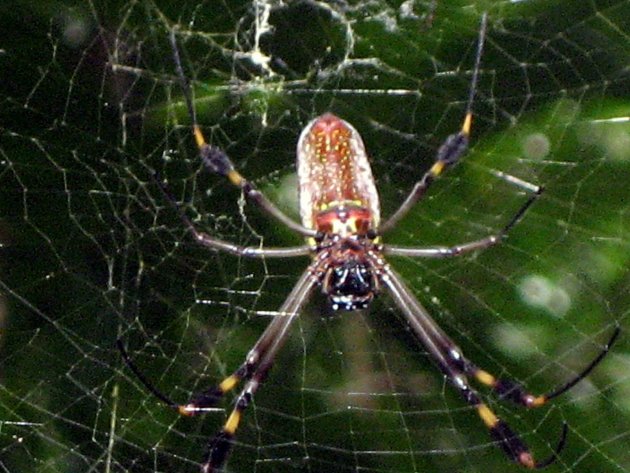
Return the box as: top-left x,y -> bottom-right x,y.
324,260 -> 376,311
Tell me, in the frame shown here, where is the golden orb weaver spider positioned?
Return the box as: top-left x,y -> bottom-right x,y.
118,13 -> 620,473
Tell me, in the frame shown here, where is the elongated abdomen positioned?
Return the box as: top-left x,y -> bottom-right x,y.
296,113 -> 380,234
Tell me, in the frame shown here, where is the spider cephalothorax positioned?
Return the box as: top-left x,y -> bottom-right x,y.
316,235 -> 379,311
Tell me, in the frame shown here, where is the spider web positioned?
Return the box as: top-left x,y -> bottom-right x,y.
1,0 -> 629,472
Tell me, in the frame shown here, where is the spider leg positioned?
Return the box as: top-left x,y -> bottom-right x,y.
118,266 -> 317,472
200,265 -> 318,473
180,267 -> 317,413
170,29 -> 317,238
383,182 -> 542,257
378,257 -> 618,410
379,264 -> 568,468
465,326 -> 620,407
176,208 -> 312,258
378,13 -> 487,235
173,300 -> 305,416
154,173 -> 313,258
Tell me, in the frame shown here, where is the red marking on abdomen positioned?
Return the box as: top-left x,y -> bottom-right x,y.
314,206 -> 373,235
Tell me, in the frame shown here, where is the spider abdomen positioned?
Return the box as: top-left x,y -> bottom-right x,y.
297,113 -> 380,235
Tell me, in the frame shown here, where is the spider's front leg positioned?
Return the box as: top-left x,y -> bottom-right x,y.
118,266 -> 317,472
197,266 -> 318,472
380,261 -> 619,467
456,326 -> 620,408
380,264 -> 583,469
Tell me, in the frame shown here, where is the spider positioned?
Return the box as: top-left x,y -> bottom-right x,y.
118,13 -> 620,473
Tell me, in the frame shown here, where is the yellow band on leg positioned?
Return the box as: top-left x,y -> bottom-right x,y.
219,374 -> 240,394
194,126 -> 206,147
224,409 -> 242,435
462,112 -> 473,136
227,170 -> 244,186
474,370 -> 496,387
430,160 -> 446,176
477,403 -> 499,428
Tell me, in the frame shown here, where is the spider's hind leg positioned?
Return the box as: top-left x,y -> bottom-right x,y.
169,28 -> 317,238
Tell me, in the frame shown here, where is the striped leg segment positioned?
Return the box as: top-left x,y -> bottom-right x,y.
118,267 -> 317,472
474,394 -> 567,469
199,266 -> 318,472
177,364 -> 251,416
378,13 -> 487,235
169,30 -> 316,238
179,302 -> 313,415
118,316 -> 288,418
448,325 -> 621,410
481,404 -> 568,469
377,117 -> 472,234
201,377 -> 257,473
379,264 -> 616,468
